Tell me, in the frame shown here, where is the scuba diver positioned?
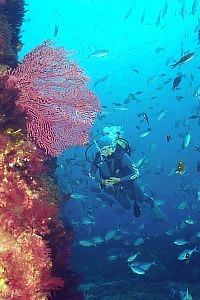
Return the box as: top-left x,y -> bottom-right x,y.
87,134 -> 168,221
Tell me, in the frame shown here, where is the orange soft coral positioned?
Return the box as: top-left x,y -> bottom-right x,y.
0,132 -> 65,299
0,229 -> 64,299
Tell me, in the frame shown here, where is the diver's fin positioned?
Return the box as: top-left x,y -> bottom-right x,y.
150,205 -> 169,223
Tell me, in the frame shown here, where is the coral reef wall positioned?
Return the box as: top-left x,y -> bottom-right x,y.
0,0 -> 26,134
0,0 -> 100,299
0,132 -> 65,299
0,0 -> 25,67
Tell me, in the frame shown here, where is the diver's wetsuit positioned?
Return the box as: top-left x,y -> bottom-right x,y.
89,151 -> 154,211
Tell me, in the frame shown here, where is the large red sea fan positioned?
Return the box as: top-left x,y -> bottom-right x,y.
5,40 -> 101,156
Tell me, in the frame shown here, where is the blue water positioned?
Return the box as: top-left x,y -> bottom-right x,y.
21,0 -> 200,298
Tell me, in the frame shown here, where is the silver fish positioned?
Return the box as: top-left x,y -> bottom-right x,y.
183,132 -> 191,149
174,238 -> 189,246
106,255 -> 118,261
156,109 -> 166,120
79,240 -> 95,247
81,217 -> 96,226
91,236 -> 105,245
127,251 -> 141,263
130,265 -> 145,275
136,260 -> 157,271
87,49 -> 109,59
178,246 -> 197,260
139,129 -> 151,138
184,218 -> 196,225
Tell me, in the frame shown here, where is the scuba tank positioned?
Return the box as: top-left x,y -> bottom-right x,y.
115,137 -> 131,157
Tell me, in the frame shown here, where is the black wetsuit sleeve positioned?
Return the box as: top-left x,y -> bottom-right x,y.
119,153 -> 139,183
89,163 -> 99,181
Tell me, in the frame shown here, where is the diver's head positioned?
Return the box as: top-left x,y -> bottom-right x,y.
98,136 -> 116,157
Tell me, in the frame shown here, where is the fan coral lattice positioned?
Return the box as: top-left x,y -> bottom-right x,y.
5,40 -> 101,156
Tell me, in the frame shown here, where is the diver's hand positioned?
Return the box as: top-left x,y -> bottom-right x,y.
102,177 -> 120,187
109,177 -> 121,184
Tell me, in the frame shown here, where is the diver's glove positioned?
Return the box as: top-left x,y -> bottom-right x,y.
89,172 -> 96,181
130,166 -> 139,180
100,178 -> 120,187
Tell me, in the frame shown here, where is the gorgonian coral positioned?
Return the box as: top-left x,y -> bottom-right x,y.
5,40 -> 101,156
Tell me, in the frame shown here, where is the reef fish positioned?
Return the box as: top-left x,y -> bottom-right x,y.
191,0 -> 199,15
130,265 -> 145,275
130,260 -> 157,271
139,128 -> 151,138
54,23 -> 58,37
171,76 -> 182,90
183,132 -> 191,149
127,251 -> 141,263
170,52 -> 195,68
143,113 -> 149,125
174,239 -> 189,246
124,3 -> 135,20
178,246 -> 197,260
87,49 -> 109,59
